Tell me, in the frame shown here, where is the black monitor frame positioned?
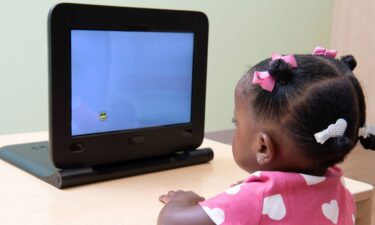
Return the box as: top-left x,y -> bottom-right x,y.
49,3 -> 209,169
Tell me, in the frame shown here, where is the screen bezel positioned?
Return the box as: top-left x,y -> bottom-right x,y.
48,3 -> 208,169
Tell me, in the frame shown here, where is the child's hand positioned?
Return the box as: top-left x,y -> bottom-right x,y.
230,180 -> 244,187
157,191 -> 214,225
159,190 -> 205,205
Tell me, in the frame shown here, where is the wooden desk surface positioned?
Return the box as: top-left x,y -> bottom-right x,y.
0,132 -> 373,225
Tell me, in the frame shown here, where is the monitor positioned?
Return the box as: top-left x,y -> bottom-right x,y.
49,3 -> 209,168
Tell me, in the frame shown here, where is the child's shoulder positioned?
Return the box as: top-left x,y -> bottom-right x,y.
243,167 -> 344,191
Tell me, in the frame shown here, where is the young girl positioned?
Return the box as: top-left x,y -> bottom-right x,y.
157,47 -> 375,225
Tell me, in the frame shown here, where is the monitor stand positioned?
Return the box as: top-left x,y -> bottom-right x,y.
0,142 -> 214,189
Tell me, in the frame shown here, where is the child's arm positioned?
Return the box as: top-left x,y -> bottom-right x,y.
157,190 -> 215,225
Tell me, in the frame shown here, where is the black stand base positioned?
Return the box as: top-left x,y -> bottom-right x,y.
0,142 -> 214,189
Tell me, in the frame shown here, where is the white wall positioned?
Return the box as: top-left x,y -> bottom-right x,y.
0,0 -> 333,134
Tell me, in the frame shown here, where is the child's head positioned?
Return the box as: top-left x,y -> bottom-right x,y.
233,49 -> 375,175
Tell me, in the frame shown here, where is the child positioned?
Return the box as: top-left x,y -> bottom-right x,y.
157,47 -> 375,225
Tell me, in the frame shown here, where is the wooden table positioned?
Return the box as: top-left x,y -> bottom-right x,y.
0,132 -> 373,225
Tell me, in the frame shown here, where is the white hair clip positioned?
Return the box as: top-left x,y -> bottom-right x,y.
314,118 -> 347,144
358,123 -> 375,138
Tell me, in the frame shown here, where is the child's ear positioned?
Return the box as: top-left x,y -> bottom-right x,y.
255,132 -> 275,165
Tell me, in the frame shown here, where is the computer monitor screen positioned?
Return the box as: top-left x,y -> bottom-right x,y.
71,30 -> 194,136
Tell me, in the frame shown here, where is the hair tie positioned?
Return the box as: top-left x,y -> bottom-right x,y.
313,46 -> 337,58
252,71 -> 275,92
252,53 -> 297,92
359,123 -> 375,138
314,118 -> 347,144
271,53 -> 297,68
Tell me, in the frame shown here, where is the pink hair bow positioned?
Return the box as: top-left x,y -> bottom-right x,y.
271,53 -> 297,68
313,46 -> 337,58
252,71 -> 275,92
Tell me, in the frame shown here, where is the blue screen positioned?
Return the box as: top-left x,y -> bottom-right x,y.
71,30 -> 194,136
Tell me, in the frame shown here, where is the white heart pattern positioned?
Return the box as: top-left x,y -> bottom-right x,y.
252,171 -> 261,177
322,199 -> 339,224
262,194 -> 286,220
300,174 -> 326,185
341,177 -> 347,188
202,206 -> 225,225
225,184 -> 242,195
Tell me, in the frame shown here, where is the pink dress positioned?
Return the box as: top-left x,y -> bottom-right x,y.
199,166 -> 355,225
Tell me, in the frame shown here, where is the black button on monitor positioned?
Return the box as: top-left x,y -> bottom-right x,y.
70,143 -> 85,153
181,129 -> 193,138
129,136 -> 145,144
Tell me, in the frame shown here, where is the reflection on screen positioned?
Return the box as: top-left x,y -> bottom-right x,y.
71,30 -> 194,136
